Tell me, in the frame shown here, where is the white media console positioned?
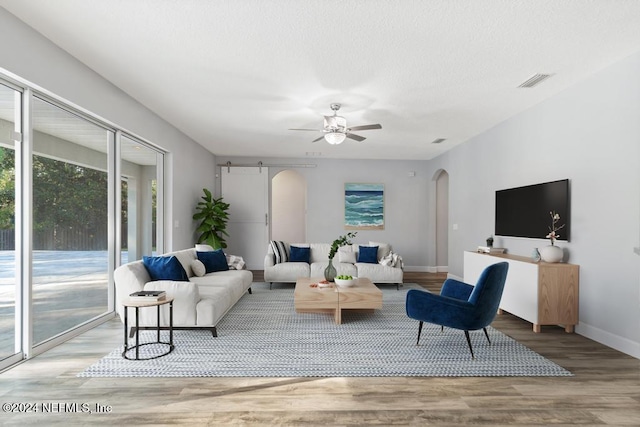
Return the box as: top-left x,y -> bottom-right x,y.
463,251 -> 579,333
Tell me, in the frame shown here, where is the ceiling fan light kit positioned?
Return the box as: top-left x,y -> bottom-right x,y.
290,103 -> 382,145
324,131 -> 347,145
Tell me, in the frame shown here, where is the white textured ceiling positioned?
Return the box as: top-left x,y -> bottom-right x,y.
2,0 -> 640,160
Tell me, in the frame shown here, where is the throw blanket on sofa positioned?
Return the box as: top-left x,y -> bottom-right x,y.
226,254 -> 246,270
380,251 -> 404,269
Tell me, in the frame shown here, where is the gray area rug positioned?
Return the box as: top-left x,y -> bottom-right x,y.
78,283 -> 572,377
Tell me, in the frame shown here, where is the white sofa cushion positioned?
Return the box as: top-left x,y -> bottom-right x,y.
190,269 -> 252,302
356,262 -> 403,283
338,246 -> 357,263
170,248 -> 197,278
195,244 -> 214,252
141,280 -> 200,326
369,241 -> 392,260
264,262 -> 310,282
191,259 -> 206,277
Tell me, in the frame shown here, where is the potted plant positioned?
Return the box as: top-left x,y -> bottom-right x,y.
193,188 -> 230,249
325,232 -> 357,281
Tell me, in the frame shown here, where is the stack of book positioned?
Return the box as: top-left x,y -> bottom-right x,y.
128,290 -> 166,301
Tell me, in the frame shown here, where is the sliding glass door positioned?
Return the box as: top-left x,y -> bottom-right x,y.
31,97 -> 113,345
0,74 -> 167,369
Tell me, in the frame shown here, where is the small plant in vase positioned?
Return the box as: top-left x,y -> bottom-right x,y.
546,211 -> 565,246
540,211 -> 565,262
325,232 -> 357,282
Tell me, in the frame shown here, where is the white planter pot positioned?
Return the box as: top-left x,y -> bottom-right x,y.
540,245 -> 563,263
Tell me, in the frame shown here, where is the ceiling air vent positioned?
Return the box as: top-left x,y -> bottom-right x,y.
518,73 -> 552,88
431,138 -> 446,144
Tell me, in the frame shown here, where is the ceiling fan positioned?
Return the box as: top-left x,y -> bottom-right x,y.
289,103 -> 382,144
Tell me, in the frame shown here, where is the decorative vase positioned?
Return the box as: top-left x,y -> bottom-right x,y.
540,245 -> 563,263
531,248 -> 541,262
324,258 -> 337,282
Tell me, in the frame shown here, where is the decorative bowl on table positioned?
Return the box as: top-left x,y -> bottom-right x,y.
334,277 -> 357,287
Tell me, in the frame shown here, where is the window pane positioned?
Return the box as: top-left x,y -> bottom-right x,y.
32,97 -> 111,345
120,135 -> 158,263
0,84 -> 19,363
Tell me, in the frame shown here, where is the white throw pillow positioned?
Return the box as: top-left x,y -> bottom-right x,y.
191,259 -> 206,277
195,244 -> 214,252
338,246 -> 357,264
369,241 -> 391,261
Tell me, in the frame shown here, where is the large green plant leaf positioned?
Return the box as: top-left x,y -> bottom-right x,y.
193,188 -> 230,249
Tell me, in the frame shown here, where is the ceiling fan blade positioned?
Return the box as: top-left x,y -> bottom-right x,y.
311,135 -> 325,143
289,128 -> 322,131
346,133 -> 366,142
348,124 -> 382,131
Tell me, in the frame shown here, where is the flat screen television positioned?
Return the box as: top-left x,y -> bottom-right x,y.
495,179 -> 570,241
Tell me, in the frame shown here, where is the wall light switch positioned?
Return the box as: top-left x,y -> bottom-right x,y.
174,220 -> 180,228
452,224 -> 459,230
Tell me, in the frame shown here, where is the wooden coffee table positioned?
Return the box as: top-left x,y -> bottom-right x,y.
294,277 -> 383,324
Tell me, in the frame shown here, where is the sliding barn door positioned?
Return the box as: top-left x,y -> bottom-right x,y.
221,167 -> 269,270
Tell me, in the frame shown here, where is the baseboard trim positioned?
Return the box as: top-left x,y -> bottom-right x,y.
404,266 -> 432,272
576,322 -> 640,359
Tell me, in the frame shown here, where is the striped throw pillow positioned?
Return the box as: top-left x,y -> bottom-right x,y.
270,240 -> 289,264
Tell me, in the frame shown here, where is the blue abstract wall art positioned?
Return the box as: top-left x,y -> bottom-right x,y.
344,183 -> 384,230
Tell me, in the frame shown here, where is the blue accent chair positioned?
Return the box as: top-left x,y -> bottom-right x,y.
405,262 -> 509,359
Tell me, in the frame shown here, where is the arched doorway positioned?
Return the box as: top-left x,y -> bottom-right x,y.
271,170 -> 307,243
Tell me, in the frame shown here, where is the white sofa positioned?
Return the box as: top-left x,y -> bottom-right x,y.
114,248 -> 253,336
264,242 -> 403,288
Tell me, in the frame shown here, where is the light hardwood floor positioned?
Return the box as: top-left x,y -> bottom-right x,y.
1,272 -> 638,426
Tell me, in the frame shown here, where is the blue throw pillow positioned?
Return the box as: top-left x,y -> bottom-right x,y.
143,255 -> 189,281
358,245 -> 379,264
289,245 -> 310,263
197,249 -> 229,273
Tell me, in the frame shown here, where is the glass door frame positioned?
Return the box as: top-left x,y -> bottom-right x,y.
0,75 -> 167,369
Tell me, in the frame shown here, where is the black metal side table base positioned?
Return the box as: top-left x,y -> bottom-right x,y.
122,342 -> 174,361
123,298 -> 174,361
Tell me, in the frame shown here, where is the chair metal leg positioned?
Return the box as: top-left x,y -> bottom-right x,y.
269,282 -> 273,290
464,330 -> 475,359
441,325 -> 444,333
483,327 -> 491,344
416,321 -> 423,345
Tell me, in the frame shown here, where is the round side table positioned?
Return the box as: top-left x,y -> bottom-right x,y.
122,296 -> 174,360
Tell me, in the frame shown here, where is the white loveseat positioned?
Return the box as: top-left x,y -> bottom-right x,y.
114,247 -> 253,336
264,242 -> 403,288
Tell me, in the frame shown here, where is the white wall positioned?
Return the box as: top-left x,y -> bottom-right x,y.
0,8 -> 216,251
427,51 -> 640,358
215,157 -> 431,270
